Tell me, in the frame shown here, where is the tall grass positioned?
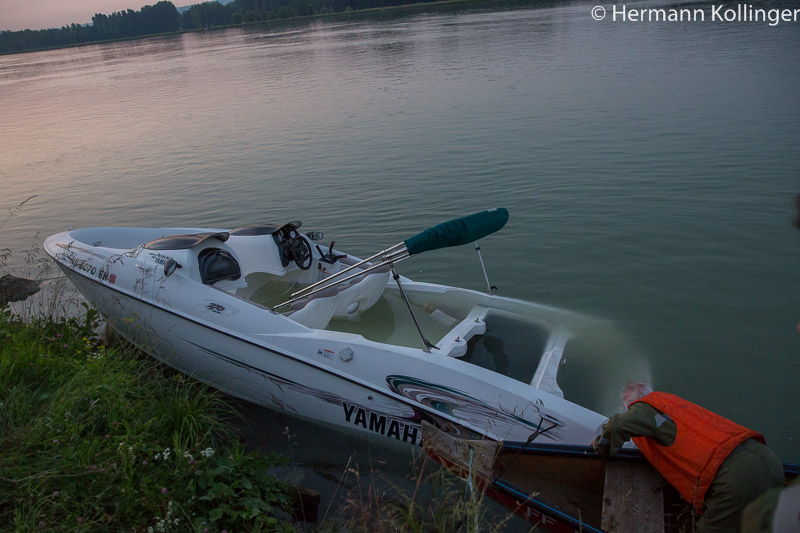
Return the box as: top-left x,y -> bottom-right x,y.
0,309 -> 294,532
317,452 -> 521,533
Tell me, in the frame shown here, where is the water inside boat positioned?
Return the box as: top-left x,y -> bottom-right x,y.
242,271 -> 566,392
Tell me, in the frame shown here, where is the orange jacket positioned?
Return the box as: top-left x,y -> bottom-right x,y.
632,392 -> 764,514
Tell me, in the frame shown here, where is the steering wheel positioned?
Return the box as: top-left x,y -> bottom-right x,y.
274,228 -> 292,267
290,236 -> 313,270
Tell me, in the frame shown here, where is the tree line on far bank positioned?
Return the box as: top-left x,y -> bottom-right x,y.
0,0 -> 437,54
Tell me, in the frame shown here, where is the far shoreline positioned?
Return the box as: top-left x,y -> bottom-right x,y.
1,0 -> 515,57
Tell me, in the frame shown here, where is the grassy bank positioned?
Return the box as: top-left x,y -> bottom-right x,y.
0,308 -> 294,532
0,302 -> 522,532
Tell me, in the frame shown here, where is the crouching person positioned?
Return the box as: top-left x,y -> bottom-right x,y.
593,382 -> 784,532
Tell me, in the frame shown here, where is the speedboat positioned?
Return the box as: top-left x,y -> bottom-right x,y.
44,208 -> 607,447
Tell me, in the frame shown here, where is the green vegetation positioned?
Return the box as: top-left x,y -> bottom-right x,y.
0,1 -> 182,54
91,2 -> 182,40
0,307 -> 295,531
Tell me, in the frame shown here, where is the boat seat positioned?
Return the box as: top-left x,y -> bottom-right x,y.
198,248 -> 241,285
332,263 -> 391,317
436,305 -> 489,358
285,286 -> 339,330
198,247 -> 247,290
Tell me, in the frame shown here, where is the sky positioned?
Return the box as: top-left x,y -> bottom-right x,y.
1,0 -> 175,31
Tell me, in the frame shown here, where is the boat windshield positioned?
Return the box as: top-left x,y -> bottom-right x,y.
145,232 -> 230,250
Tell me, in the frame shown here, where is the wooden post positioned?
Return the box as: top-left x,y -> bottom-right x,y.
601,461 -> 665,533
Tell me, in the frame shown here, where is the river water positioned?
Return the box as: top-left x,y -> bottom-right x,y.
1,0 -> 799,521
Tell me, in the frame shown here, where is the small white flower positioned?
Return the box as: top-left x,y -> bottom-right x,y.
200,447 -> 215,458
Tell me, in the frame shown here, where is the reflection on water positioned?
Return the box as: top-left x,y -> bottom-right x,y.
559,322 -> 653,417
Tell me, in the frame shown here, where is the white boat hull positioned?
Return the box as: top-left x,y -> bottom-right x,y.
45,224 -> 607,448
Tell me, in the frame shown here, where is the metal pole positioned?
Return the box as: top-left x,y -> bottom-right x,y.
391,267 -> 437,353
273,253 -> 409,311
474,240 -> 495,294
290,242 -> 407,299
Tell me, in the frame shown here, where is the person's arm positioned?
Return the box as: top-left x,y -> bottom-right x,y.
593,402 -> 676,457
